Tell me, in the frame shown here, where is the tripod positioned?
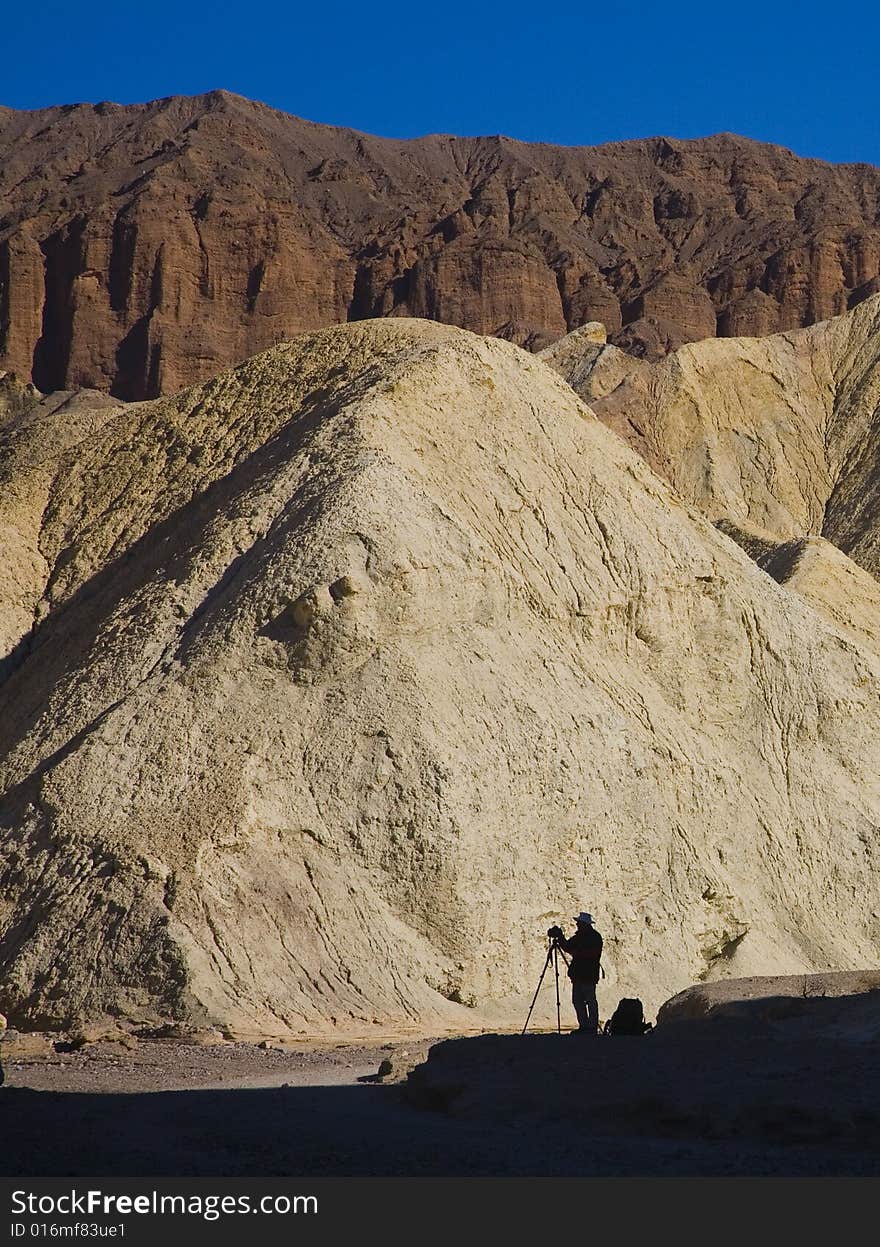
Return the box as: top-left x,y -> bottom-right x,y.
522,935 -> 570,1035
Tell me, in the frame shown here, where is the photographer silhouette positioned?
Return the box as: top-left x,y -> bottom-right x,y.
522,913 -> 602,1035
557,912 -> 603,1034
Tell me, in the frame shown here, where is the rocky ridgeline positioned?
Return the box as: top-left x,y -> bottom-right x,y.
1,92 -> 879,397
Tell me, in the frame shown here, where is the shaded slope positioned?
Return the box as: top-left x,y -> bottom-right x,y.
715,522 -> 880,656
402,983 -> 880,1166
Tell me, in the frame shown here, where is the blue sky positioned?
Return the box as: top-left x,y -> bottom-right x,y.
4,0 -> 879,165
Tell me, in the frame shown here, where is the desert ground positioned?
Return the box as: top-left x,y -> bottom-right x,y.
4,975 -> 879,1177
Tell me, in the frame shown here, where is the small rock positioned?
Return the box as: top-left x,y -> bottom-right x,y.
1,1031 -> 54,1059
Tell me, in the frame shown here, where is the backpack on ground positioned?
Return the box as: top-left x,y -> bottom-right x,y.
604,997 -> 652,1036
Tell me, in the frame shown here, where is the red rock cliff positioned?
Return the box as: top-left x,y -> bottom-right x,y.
1,90 -> 879,397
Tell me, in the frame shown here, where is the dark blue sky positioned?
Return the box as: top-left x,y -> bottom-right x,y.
5,0 -> 879,165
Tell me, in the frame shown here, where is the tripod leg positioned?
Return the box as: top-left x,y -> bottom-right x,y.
521,944 -> 554,1035
554,945 -> 562,1034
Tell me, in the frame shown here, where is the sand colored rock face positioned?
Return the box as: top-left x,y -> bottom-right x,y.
2,93 -> 880,396
716,523 -> 880,657
0,319 -> 879,1036
544,295 -> 880,614
0,380 -> 123,657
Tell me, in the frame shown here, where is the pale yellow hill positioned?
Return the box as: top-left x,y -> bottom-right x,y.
1,321 -> 879,1037
542,294 -> 880,578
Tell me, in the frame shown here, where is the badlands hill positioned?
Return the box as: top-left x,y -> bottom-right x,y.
2,91 -> 880,397
1,318 -> 879,1037
543,294 -> 880,646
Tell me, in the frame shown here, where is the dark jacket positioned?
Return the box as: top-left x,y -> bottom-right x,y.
561,925 -> 602,983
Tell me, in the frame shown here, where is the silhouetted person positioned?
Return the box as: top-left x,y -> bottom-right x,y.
559,911 -> 602,1034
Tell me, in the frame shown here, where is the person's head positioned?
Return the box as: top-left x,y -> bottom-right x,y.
575,911 -> 593,928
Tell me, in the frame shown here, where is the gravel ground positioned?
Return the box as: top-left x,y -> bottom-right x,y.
2,1035 -> 430,1094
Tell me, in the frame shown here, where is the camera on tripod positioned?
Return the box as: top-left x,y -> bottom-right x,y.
522,925 -> 569,1034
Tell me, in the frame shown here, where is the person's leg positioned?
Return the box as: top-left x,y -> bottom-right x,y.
585,984 -> 599,1033
571,982 -> 589,1030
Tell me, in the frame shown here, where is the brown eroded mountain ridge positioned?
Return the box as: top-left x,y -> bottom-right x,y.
2,90 -> 880,399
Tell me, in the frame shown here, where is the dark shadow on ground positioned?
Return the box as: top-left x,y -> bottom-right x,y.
398,1000 -> 880,1176
5,992 -> 880,1177
3,1073 -> 879,1177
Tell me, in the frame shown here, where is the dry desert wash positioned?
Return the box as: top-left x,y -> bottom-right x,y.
1,309 -> 879,1036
